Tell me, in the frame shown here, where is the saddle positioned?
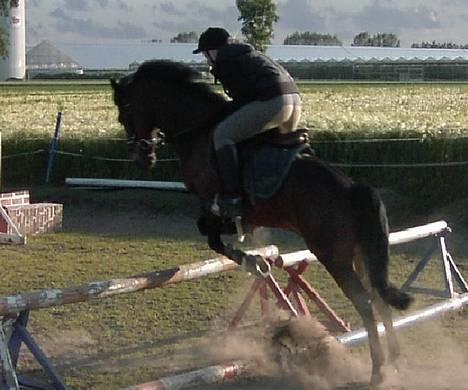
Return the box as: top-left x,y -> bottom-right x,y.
252,127 -> 310,147
239,127 -> 313,202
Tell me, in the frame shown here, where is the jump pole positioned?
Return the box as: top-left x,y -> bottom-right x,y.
120,221 -> 467,390
121,360 -> 252,390
274,220 -> 450,269
338,292 -> 468,346
125,292 -> 468,390
0,246 -> 278,316
65,178 -> 188,192
0,246 -> 278,390
0,221 -> 464,389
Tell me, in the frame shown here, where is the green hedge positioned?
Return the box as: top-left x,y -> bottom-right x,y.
313,136 -> 468,207
2,134 -> 467,209
1,137 -> 181,185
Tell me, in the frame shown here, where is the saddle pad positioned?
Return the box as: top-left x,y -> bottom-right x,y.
243,143 -> 309,200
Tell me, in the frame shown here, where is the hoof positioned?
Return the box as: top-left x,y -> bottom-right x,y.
370,366 -> 402,390
370,371 -> 384,390
241,254 -> 271,277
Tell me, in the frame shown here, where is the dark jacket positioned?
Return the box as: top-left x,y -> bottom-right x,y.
211,43 -> 299,106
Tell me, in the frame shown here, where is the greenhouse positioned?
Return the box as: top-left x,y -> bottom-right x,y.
28,41 -> 468,81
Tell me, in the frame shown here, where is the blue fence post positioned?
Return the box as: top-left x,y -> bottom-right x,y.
45,111 -> 62,184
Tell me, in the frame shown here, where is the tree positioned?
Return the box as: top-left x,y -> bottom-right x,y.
236,0 -> 278,52
411,40 -> 468,49
0,0 -> 18,57
352,32 -> 400,47
284,32 -> 342,46
170,31 -> 198,43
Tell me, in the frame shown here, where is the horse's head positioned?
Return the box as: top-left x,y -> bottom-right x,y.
111,75 -> 162,170
111,60 -> 231,170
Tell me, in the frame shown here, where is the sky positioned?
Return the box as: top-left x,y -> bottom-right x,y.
25,0 -> 468,47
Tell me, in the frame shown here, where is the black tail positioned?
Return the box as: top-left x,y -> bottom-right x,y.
351,183 -> 412,311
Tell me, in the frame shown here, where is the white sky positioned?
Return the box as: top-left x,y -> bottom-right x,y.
25,0 -> 468,47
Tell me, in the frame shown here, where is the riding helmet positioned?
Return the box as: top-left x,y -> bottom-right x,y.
193,27 -> 230,54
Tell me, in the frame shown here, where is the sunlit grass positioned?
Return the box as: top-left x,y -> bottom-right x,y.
300,84 -> 468,136
1,82 -> 468,140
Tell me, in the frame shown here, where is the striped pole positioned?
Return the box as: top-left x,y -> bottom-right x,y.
122,360 -> 252,390
123,293 -> 468,390
0,246 -> 278,316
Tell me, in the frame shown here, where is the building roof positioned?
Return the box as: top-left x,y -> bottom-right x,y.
267,45 -> 468,63
45,41 -> 468,70
27,40 -> 82,71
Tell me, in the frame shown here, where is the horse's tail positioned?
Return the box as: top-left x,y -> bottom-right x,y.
351,183 -> 412,310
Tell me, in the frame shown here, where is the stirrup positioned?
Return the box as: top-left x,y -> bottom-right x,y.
210,195 -> 245,242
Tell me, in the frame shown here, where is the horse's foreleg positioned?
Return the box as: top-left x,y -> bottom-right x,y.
203,214 -> 225,254
202,213 -> 270,276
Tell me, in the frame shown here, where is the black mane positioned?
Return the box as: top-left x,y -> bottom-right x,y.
135,60 -> 198,83
133,60 -> 227,107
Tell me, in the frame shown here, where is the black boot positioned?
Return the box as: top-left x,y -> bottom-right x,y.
215,144 -> 242,218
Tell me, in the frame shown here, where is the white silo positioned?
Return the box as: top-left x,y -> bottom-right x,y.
0,0 -> 26,80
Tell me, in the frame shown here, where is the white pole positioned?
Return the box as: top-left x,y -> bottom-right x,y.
65,178 -> 188,192
123,293 -> 468,390
275,221 -> 449,269
121,360 -> 252,390
338,293 -> 468,346
0,0 -> 26,80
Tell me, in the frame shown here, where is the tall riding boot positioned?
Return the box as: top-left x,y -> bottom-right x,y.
215,144 -> 242,218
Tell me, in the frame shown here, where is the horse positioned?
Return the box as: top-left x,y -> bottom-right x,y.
111,60 -> 412,388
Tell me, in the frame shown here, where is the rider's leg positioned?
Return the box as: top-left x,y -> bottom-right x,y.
213,94 -> 302,217
215,142 -> 243,218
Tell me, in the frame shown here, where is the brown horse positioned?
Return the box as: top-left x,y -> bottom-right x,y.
111,60 -> 412,388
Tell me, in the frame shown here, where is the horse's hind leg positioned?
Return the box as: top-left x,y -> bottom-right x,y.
373,292 -> 400,365
324,260 -> 386,387
355,252 -> 400,366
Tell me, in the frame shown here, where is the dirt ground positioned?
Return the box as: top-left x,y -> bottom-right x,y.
19,189 -> 468,389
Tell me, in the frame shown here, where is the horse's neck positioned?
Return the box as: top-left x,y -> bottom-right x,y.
153,80 -> 228,197
172,129 -> 218,198
154,80 -> 227,136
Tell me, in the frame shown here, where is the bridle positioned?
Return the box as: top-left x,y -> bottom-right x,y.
127,136 -> 162,152
120,102 -> 164,152
120,85 -> 227,148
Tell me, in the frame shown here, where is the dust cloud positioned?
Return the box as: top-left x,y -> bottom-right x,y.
392,318 -> 468,390
203,316 -> 368,390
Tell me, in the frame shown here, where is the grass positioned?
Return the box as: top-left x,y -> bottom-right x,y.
2,81 -> 468,205
0,188 -> 466,389
1,81 -> 468,141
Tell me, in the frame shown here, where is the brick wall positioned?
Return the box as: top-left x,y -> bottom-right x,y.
6,204 -> 63,235
0,191 -> 30,207
0,192 -> 63,236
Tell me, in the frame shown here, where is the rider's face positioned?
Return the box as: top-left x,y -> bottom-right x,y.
203,50 -> 217,67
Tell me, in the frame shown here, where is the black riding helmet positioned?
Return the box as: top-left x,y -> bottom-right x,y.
193,27 -> 230,54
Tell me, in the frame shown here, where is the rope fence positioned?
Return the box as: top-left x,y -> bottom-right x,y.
2,112 -> 468,187
3,142 -> 468,167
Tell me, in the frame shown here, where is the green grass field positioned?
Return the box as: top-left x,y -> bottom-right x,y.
1,81 -> 468,140
0,81 -> 467,388
0,188 -> 466,389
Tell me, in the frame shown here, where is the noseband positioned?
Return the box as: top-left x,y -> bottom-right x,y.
128,135 -> 164,153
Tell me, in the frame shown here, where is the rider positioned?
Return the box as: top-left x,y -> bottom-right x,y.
193,27 -> 302,218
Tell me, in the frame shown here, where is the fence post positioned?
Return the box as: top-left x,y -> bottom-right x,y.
45,112 -> 62,184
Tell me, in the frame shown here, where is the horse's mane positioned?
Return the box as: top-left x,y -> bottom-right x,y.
133,60 -> 228,107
